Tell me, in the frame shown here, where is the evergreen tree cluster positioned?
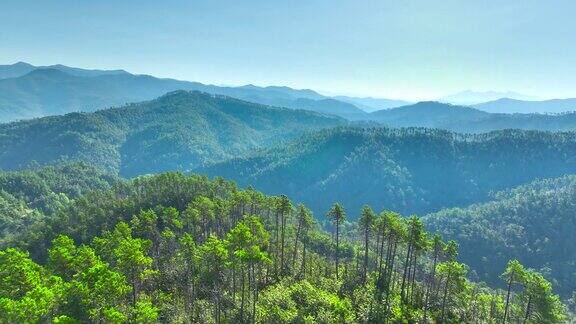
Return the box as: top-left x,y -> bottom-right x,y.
0,172 -> 566,323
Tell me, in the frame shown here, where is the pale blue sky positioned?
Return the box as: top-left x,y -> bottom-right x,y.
1,0 -> 574,100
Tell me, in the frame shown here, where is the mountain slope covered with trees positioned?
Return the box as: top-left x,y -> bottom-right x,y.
424,175 -> 576,297
0,90 -> 343,176
0,172 -> 565,323
202,127 -> 576,216
0,163 -> 119,245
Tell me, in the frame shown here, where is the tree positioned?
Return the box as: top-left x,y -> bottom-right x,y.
48,235 -> 132,322
437,260 -> 468,322
93,222 -> 155,308
199,235 -> 229,324
502,259 -> 526,323
423,234 -> 444,321
326,203 -> 346,279
298,206 -> 315,278
292,204 -> 312,271
358,205 -> 375,283
0,248 -> 65,322
276,195 -> 292,275
400,215 -> 426,302
521,270 -> 566,323
227,216 -> 271,323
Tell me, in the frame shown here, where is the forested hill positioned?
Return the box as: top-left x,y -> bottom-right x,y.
201,127 -> 576,216
424,175 -> 576,297
0,171 -> 566,322
0,163 -> 119,245
0,90 -> 343,176
370,101 -> 576,133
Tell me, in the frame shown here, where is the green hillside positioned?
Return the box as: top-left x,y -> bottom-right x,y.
1,172 -> 564,322
0,163 -> 119,245
424,175 -> 576,297
0,90 -> 343,176
201,127 -> 576,216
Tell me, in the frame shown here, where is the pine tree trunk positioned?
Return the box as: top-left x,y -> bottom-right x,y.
441,275 -> 450,322
375,231 -> 381,272
292,218 -> 302,270
362,226 -> 369,283
280,211 -> 286,274
301,241 -> 307,278
400,242 -> 413,300
423,249 -> 439,322
523,294 -> 532,324
503,274 -> 514,324
410,252 -> 418,304
251,263 -> 257,324
274,211 -> 279,278
335,219 -> 340,280
240,267 -> 246,322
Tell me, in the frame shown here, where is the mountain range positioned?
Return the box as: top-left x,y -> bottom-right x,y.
0,62 -> 378,122
440,90 -> 536,105
369,101 -> 576,133
0,90 -> 343,176
0,78 -> 576,293
2,62 -> 575,125
474,97 -> 576,114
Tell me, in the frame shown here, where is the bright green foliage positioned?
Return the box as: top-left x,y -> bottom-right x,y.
133,294 -> 159,323
0,248 -> 65,322
521,270 -> 567,323
47,235 -> 132,322
0,172 -> 567,323
258,280 -> 355,323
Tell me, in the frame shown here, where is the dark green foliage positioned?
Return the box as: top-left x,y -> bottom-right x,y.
424,175 -> 576,297
202,126 -> 576,216
0,90 -> 343,176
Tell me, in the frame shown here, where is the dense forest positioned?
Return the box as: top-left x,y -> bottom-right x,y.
424,175 -> 576,297
1,90 -> 575,322
0,171 -> 567,322
0,163 -> 118,245
203,127 -> 576,216
0,91 -> 343,175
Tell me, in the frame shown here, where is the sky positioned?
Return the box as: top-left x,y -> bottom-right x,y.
1,0 -> 575,101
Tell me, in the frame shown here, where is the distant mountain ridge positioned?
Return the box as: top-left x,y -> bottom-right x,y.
2,62 -> 575,127
0,62 -> 371,122
368,101 -> 576,133
440,90 -> 535,105
0,61 -> 128,79
474,97 -> 576,114
333,95 -> 411,112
